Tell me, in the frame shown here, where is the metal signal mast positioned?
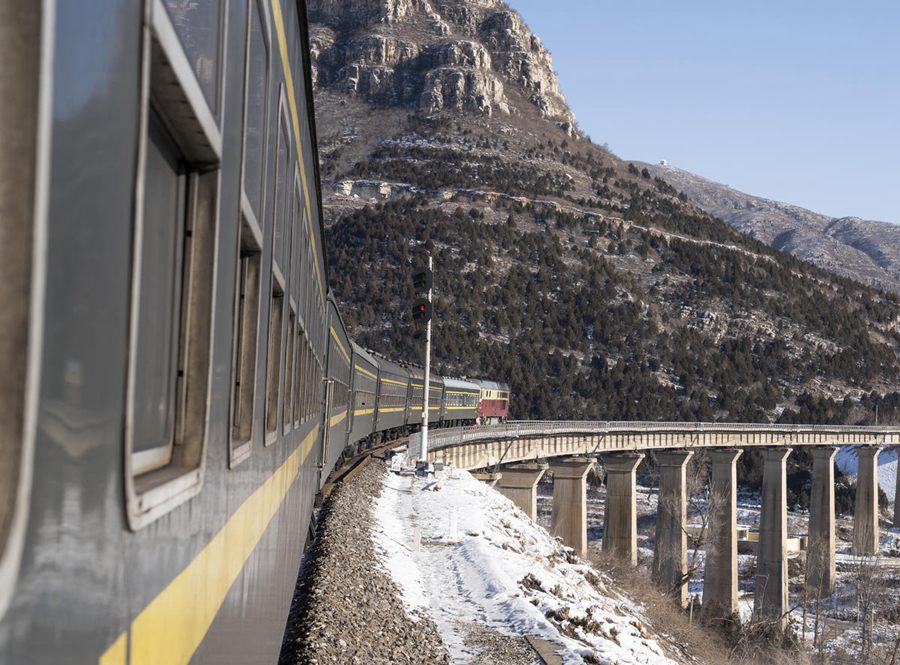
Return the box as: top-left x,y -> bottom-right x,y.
412,257 -> 434,464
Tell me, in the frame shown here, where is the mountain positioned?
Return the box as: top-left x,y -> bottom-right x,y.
635,162 -> 900,295
309,0 -> 900,425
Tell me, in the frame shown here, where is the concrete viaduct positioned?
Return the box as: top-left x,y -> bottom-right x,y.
408,421 -> 900,628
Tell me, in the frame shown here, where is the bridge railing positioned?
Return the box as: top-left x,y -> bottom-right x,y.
407,420 -> 900,460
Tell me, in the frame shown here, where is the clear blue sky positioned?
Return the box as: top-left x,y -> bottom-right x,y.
510,0 -> 900,223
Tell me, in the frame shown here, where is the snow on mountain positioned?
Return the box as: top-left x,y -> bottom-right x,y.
835,446 -> 897,503
371,462 -> 683,664
637,161 -> 900,294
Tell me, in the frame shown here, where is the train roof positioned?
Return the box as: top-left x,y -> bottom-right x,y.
442,377 -> 481,392
405,365 -> 443,385
350,341 -> 378,368
373,354 -> 409,380
471,379 -> 510,391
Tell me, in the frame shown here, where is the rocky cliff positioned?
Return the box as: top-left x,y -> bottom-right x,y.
310,0 -> 900,423
636,162 -> 900,295
309,0 -> 573,125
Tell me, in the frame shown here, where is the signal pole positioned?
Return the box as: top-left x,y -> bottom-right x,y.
421,254 -> 433,465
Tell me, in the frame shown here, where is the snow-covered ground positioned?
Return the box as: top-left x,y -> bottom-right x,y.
371,463 -> 683,664
537,469 -> 900,660
836,446 -> 897,503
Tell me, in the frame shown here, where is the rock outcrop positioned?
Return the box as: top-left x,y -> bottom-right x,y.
308,0 -> 574,122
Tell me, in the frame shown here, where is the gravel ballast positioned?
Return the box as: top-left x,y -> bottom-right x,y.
280,461 -> 451,665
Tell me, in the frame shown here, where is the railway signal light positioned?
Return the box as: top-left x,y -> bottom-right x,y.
412,266 -> 433,293
412,298 -> 432,323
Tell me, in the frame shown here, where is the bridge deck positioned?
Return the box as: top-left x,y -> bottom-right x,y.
409,421 -> 900,471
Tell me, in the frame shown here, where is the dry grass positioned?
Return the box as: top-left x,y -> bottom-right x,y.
589,551 -> 811,665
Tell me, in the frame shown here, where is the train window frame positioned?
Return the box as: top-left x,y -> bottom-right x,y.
272,89 -> 292,274
293,330 -> 305,426
280,171 -> 298,435
124,0 -> 222,530
239,0 -> 272,224
230,217 -> 263,466
283,308 -> 296,433
263,90 -> 292,446
159,0 -> 226,120
0,0 -> 50,619
264,276 -> 284,445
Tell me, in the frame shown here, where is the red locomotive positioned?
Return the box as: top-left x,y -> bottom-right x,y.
473,379 -> 510,423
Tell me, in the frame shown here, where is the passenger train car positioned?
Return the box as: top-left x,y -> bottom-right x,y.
0,1 -> 510,663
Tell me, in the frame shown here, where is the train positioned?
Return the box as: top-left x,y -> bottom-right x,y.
0,1 -> 508,664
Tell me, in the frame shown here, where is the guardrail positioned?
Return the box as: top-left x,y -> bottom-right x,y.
407,420 -> 900,460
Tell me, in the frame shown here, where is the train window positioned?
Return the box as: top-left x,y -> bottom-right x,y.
131,113 -> 186,476
230,219 -> 262,465
273,109 -> 290,270
126,3 -> 221,529
293,331 -> 304,425
242,0 -> 269,219
283,310 -> 295,432
161,0 -> 222,115
264,284 -> 284,443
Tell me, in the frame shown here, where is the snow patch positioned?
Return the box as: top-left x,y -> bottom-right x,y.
371,465 -> 679,664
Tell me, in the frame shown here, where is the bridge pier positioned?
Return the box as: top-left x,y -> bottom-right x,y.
807,446 -> 838,596
602,452 -> 645,566
853,446 -> 882,556
549,457 -> 595,558
702,448 -> 742,623
754,447 -> 791,630
895,446 -> 900,529
653,450 -> 693,607
498,462 -> 548,520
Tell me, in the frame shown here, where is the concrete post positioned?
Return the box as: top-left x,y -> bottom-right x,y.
498,462 -> 549,520
653,450 -> 694,607
754,447 -> 791,630
807,446 -> 838,596
549,457 -> 595,558
702,448 -> 742,623
895,446 -> 900,530
602,452 -> 645,566
470,471 -> 502,488
853,446 -> 882,556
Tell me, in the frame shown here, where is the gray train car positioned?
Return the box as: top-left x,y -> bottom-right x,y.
441,378 -> 481,425
428,372 -> 445,426
0,1 -> 332,663
374,355 -> 410,435
406,365 -> 425,426
0,1 -> 514,662
348,342 -> 378,448
323,297 -> 352,479
405,365 -> 443,426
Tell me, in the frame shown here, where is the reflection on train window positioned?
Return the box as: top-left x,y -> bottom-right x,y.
231,219 -> 262,463
283,310 -> 295,432
293,329 -> 305,425
264,286 -> 284,443
161,0 -> 222,114
242,0 -> 269,219
292,183 -> 302,301
131,112 -> 186,475
273,111 -> 289,270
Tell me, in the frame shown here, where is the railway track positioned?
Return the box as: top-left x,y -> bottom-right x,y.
318,437 -> 409,504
